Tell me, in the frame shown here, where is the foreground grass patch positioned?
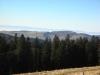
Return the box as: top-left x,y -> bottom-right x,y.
13,66 -> 100,75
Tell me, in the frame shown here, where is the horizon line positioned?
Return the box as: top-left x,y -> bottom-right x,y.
0,25 -> 100,35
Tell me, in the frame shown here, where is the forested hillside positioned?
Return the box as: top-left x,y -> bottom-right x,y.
0,33 -> 100,75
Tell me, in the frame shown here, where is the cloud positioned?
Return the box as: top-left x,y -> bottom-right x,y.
0,25 -> 51,31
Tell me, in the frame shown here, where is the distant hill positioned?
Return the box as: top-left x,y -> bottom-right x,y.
0,31 -> 99,40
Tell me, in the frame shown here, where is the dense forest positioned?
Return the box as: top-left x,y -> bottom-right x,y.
0,34 -> 100,74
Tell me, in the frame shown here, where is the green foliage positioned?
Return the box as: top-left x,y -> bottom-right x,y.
0,35 -> 8,53
41,37 -> 51,69
51,35 -> 60,68
0,34 -> 100,74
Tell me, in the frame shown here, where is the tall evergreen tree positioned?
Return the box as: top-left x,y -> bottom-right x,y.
85,36 -> 99,66
0,35 -> 11,74
9,33 -> 18,51
25,37 -> 34,72
74,38 -> 87,67
51,35 -> 60,68
41,37 -> 51,70
33,37 -> 42,71
59,40 -> 67,68
17,34 -> 27,72
0,35 -> 8,53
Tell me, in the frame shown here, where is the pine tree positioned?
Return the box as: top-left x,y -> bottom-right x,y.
9,33 -> 18,51
51,35 -> 60,68
17,34 -> 27,72
0,35 -> 8,53
64,35 -> 71,67
41,37 -> 51,70
25,37 -> 34,72
85,36 -> 99,66
59,40 -> 67,68
0,35 -> 11,74
33,37 -> 42,71
75,37 -> 88,66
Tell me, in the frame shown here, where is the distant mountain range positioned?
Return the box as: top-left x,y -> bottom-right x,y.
0,31 -> 100,40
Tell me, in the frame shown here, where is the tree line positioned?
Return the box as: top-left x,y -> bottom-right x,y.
0,34 -> 100,74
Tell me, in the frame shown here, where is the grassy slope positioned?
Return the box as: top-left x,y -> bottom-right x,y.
13,66 -> 100,75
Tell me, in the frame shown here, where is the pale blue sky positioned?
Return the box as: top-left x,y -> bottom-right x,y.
0,0 -> 100,34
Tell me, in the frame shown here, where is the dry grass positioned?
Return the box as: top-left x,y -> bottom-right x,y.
13,66 -> 100,75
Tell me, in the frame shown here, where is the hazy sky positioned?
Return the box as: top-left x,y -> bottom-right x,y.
0,0 -> 100,34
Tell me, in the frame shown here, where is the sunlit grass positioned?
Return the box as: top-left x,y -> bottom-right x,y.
13,66 -> 100,75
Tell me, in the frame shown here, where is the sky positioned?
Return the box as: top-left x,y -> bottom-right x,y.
0,0 -> 100,34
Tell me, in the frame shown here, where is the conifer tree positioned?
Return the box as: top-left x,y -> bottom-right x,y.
41,37 -> 51,70
51,35 -> 60,68
17,34 -> 27,72
33,37 -> 42,71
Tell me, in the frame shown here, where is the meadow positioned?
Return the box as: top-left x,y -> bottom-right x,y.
14,66 -> 100,75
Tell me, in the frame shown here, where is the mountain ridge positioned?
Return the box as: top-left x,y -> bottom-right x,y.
0,31 -> 99,40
